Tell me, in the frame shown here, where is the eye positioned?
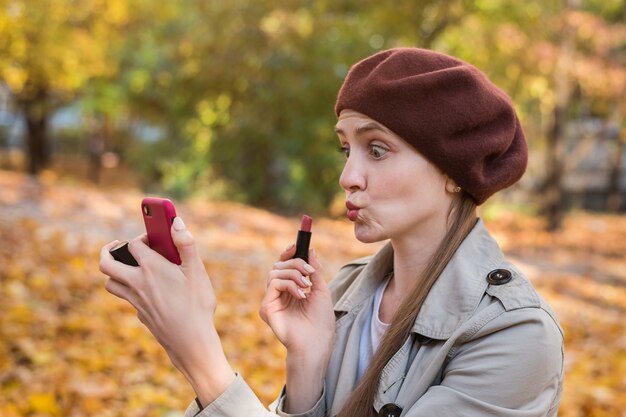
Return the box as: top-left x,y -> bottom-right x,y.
337,145 -> 350,158
369,144 -> 388,159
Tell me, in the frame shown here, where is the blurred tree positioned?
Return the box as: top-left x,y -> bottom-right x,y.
111,0 -> 377,211
76,1 -> 181,184
541,0 -> 626,227
571,3 -> 626,213
139,0 -> 478,213
542,0 -> 579,231
432,0 -> 626,228
0,0 -> 128,174
2,0 -> 624,218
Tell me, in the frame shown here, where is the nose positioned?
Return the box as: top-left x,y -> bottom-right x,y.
339,154 -> 366,192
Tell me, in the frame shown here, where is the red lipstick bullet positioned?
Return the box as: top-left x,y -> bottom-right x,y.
294,214 -> 313,262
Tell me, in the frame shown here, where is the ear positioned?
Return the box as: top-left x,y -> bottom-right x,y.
445,177 -> 462,194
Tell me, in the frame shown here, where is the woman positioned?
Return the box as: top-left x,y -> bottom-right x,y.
100,48 -> 564,417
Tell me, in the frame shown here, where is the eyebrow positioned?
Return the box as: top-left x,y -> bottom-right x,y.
334,121 -> 393,136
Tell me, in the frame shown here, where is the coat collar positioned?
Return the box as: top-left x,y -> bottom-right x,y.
333,219 -> 504,340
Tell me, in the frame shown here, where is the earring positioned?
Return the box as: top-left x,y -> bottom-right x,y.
453,186 -> 461,193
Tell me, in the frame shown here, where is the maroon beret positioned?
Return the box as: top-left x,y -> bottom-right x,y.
335,48 -> 527,205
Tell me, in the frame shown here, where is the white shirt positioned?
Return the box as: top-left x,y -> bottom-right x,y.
357,275 -> 392,381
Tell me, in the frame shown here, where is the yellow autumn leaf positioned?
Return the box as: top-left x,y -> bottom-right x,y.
29,393 -> 60,415
0,404 -> 21,417
2,170 -> 626,416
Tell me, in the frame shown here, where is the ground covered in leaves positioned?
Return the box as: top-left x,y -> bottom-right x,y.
1,170 -> 624,417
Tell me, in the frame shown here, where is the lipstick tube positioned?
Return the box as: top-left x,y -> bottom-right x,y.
109,241 -> 139,266
294,215 -> 313,262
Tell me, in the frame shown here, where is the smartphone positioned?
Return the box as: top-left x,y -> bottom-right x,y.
141,197 -> 182,265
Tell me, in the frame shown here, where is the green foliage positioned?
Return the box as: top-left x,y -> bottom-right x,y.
1,0 -> 624,214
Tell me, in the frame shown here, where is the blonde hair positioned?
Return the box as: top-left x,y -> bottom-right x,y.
336,194 -> 477,417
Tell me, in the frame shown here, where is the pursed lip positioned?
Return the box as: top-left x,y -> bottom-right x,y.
345,201 -> 361,221
345,201 -> 360,210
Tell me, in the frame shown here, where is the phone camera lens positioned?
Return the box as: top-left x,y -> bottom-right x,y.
143,204 -> 151,216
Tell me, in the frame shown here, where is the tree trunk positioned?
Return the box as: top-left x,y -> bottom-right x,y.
543,0 -> 579,231
544,105 -> 567,231
0,124 -> 7,169
87,115 -> 107,184
417,1 -> 467,49
21,88 -> 50,175
606,131 -> 624,212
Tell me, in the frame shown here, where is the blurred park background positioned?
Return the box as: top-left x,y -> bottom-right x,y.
0,0 -> 625,416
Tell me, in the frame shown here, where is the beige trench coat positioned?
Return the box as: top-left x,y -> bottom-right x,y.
185,219 -> 564,417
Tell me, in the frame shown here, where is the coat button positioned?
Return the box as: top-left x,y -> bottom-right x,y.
487,269 -> 512,285
379,403 -> 403,417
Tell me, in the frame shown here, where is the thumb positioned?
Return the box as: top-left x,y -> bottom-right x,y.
171,217 -> 203,272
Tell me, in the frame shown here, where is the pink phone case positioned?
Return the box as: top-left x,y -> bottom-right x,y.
141,197 -> 182,265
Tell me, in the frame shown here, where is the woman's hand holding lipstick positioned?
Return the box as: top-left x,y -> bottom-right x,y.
260,215 -> 334,352
260,244 -> 334,352
260,243 -> 335,413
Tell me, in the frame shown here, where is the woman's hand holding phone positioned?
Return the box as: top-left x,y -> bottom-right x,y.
101,198 -> 334,411
99,216 -> 235,406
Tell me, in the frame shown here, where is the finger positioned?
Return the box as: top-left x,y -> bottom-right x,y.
266,278 -> 308,301
99,240 -> 119,270
127,234 -> 160,266
272,258 -> 316,277
267,268 -> 313,289
102,240 -> 120,252
278,243 -> 297,262
105,277 -> 138,305
128,233 -> 182,270
100,240 -> 139,279
170,217 -> 204,274
307,248 -> 328,290
105,279 -> 151,323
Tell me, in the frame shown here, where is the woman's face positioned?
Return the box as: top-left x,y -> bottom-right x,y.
335,110 -> 454,244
